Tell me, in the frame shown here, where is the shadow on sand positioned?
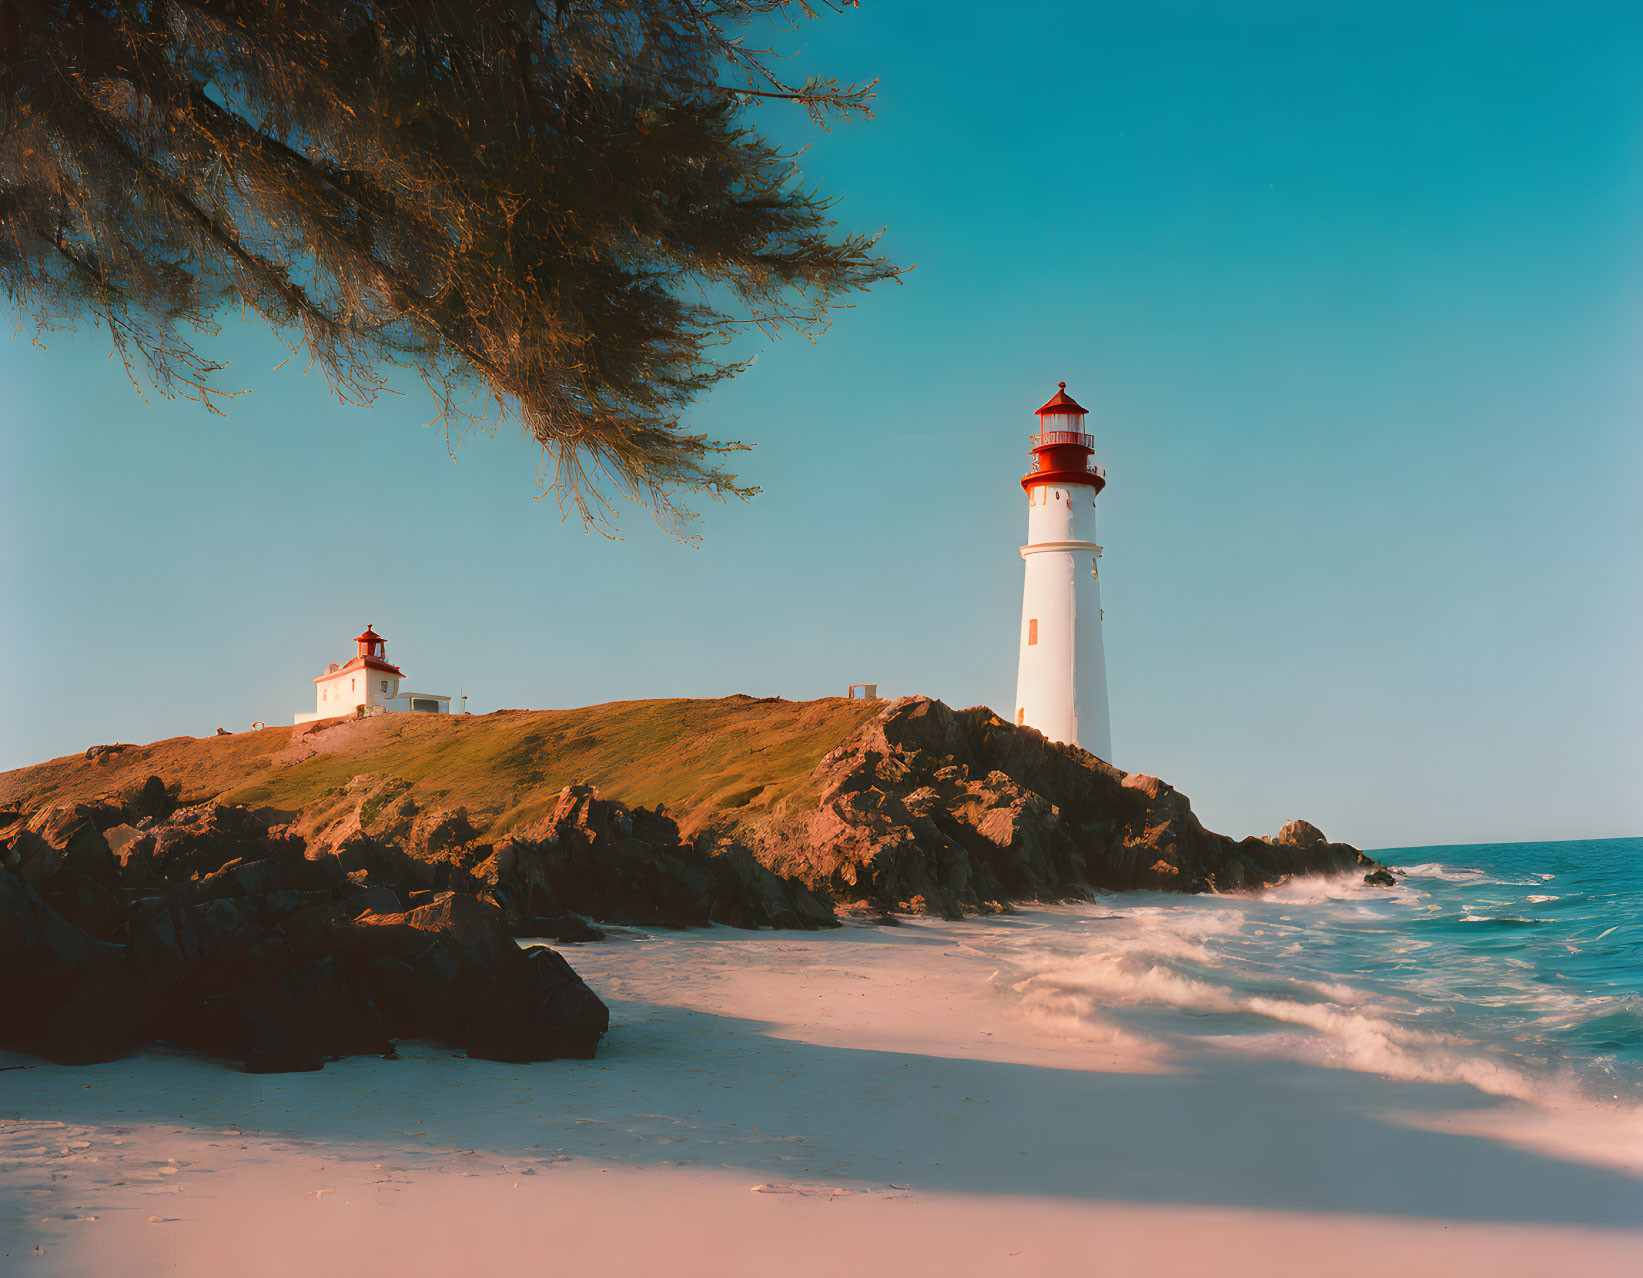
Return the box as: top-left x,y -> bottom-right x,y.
4,987 -> 1641,1231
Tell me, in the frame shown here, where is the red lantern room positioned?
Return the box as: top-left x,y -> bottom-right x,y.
1023,382 -> 1105,495
355,625 -> 386,660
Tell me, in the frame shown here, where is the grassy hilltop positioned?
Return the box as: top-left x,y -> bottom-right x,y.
0,697 -> 883,846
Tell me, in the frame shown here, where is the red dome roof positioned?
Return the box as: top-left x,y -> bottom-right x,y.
1036,381 -> 1088,416
355,625 -> 384,646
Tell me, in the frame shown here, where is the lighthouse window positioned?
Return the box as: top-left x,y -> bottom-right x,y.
1028,619 -> 1039,646
380,680 -> 388,693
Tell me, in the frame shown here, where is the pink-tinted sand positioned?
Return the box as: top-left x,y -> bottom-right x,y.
5,914 -> 1641,1276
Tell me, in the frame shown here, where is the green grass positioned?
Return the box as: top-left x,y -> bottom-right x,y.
0,696 -> 884,843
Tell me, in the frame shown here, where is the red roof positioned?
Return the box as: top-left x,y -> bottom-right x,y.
1036,382 -> 1088,416
355,625 -> 385,647
314,654 -> 403,684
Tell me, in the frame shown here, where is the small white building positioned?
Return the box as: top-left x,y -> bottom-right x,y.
293,625 -> 452,724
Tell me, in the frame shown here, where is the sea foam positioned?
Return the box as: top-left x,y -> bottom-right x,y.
988,837 -> 1643,1128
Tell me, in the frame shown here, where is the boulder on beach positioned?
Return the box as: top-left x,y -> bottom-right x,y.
0,794 -> 610,1073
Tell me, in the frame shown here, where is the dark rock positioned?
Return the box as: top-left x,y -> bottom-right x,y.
1275,819 -> 1329,852
1363,868 -> 1398,887
464,945 -> 610,1063
0,870 -> 138,1064
18,802 -> 123,887
749,697 -> 1386,914
129,895 -> 285,991
335,835 -> 435,898
0,868 -> 121,983
279,887 -> 404,959
704,838 -> 837,930
340,893 -> 609,1061
39,868 -> 123,940
32,959 -> 151,1065
707,897 -> 761,929
506,914 -> 605,943
242,957 -> 392,1073
136,803 -> 305,886
193,857 -> 286,901
407,807 -> 483,860
119,776 -> 180,826
386,893 -> 522,978
483,785 -> 838,931
1,818 -> 606,1072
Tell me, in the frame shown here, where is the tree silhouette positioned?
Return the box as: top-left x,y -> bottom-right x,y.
0,0 -> 900,535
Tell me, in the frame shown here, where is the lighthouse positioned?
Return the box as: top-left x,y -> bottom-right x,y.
1013,382 -> 1112,760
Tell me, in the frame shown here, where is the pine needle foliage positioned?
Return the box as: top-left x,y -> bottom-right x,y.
0,0 -> 900,536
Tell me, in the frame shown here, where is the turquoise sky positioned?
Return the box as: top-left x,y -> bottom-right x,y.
3,1 -> 1639,848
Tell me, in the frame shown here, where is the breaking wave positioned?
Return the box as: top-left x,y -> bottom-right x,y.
991,838 -> 1643,1116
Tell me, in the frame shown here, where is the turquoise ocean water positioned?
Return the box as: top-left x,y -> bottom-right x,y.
997,838 -> 1643,1108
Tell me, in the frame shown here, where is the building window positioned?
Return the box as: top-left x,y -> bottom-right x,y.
351,677 -> 356,691
380,680 -> 388,693
1028,619 -> 1038,646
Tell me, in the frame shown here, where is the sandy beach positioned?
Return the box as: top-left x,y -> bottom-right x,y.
5,907 -> 1642,1277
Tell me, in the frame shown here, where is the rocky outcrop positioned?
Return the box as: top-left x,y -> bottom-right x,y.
5,697 -> 1384,939
1,696 -> 1386,1068
481,785 -> 837,931
741,698 -> 1383,917
0,793 -> 608,1072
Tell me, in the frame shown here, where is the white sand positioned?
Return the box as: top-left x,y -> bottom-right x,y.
5,910 -> 1642,1276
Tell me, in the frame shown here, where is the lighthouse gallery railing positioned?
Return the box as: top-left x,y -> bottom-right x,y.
1030,430 -> 1095,450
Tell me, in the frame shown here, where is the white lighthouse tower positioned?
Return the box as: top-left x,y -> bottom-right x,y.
1013,382 -> 1112,760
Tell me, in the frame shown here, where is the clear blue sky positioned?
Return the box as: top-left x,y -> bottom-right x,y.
3,1 -> 1639,849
